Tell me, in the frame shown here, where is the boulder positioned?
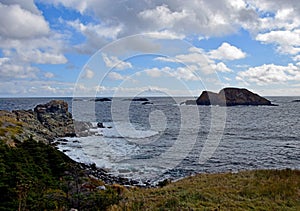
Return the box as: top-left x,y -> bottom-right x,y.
34,100 -> 75,137
196,88 -> 275,106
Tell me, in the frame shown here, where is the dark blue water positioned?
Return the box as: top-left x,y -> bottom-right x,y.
1,96 -> 299,183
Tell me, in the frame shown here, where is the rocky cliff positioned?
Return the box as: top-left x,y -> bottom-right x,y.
195,88 -> 274,106
0,100 -> 75,145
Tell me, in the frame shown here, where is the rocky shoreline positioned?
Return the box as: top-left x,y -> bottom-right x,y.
0,100 -> 149,187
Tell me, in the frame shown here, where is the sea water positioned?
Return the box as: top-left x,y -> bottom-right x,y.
0,96 -> 299,184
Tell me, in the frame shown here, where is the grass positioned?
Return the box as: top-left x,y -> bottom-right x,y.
112,169 -> 300,210
0,116 -> 24,145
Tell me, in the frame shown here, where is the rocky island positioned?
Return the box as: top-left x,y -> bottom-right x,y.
186,87 -> 275,106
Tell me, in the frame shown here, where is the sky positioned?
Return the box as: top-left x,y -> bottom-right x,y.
1,0 -> 300,97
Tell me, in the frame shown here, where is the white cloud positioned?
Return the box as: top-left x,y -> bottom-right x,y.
68,19 -> 123,40
43,0 -> 257,38
256,30 -> 300,55
138,4 -> 188,29
293,55 -> 300,61
0,57 -> 39,80
102,53 -> 132,70
209,42 -> 246,60
41,0 -> 300,56
0,80 -> 75,96
0,1 -> 68,92
155,46 -> 233,74
108,72 -> 126,80
246,0 -> 300,31
144,67 -> 163,78
39,0 -> 300,64
172,66 -> 200,81
0,57 -> 9,65
82,68 -> 94,79
44,72 -> 55,78
146,30 -> 185,40
0,34 -> 68,70
0,2 -> 49,39
67,19 -> 123,54
18,49 -> 67,64
143,66 -> 200,81
3,0 -> 300,96
236,63 -> 300,85
212,62 -> 232,72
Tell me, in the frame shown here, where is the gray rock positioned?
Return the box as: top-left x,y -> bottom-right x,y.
0,100 -> 76,144
196,87 -> 275,106
34,100 -> 75,137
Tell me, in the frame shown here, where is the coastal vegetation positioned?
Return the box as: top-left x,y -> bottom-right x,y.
0,138 -> 121,211
0,99 -> 299,210
113,169 -> 300,210
1,137 -> 299,211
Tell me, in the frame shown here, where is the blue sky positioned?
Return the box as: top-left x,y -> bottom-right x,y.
1,0 -> 300,97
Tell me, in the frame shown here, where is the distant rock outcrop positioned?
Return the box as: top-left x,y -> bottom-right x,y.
123,97 -> 149,102
142,102 -> 153,105
194,88 -> 274,106
94,98 -> 111,102
0,100 -> 75,144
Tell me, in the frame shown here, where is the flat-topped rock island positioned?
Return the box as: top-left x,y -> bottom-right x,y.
186,87 -> 276,106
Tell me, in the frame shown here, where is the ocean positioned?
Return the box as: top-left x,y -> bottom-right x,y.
1,96 -> 299,185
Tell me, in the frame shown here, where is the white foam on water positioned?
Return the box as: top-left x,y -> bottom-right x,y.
57,136 -> 139,167
56,121 -> 165,182
102,122 -> 159,139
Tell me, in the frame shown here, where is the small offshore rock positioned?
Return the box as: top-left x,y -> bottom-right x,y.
97,122 -> 105,128
94,98 -> 111,102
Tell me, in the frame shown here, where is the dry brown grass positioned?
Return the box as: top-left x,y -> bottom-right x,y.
111,169 -> 300,210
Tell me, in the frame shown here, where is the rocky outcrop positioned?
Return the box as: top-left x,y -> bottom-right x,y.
0,100 -> 75,144
34,100 -> 75,137
195,88 -> 275,106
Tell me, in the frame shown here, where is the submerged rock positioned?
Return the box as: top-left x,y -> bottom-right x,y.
97,122 -> 105,128
196,87 -> 275,106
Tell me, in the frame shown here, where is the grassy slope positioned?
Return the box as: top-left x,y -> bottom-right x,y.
114,169 -> 300,210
